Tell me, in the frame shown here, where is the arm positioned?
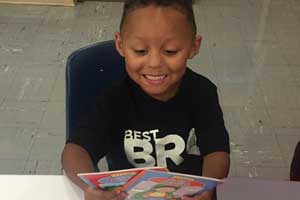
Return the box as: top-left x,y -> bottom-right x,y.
200,152 -> 230,200
202,151 -> 230,179
61,143 -> 95,191
182,152 -> 230,200
61,143 -> 127,200
184,84 -> 230,200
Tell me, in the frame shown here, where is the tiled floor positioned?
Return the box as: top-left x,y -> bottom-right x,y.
0,0 -> 300,180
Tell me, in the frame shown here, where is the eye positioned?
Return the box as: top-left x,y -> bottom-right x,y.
134,49 -> 148,55
164,50 -> 178,55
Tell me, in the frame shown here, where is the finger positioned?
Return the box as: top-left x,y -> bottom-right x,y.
181,196 -> 196,200
84,188 -> 102,200
85,187 -> 119,200
199,190 -> 214,200
193,194 -> 209,200
182,197 -> 201,200
100,189 -> 119,199
116,191 -> 128,200
182,193 -> 209,200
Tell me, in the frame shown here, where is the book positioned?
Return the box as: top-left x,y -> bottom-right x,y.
78,167 -> 168,190
122,170 -> 223,199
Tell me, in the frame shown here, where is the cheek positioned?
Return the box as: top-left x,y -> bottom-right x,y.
125,57 -> 142,73
166,57 -> 187,72
125,62 -> 143,80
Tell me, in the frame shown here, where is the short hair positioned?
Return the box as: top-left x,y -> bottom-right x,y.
120,0 -> 197,34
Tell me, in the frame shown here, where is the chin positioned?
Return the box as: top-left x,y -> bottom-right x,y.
145,90 -> 170,101
143,87 -> 167,95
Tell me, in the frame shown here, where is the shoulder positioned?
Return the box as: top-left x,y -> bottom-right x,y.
182,68 -> 217,96
96,75 -> 132,108
107,76 -> 131,98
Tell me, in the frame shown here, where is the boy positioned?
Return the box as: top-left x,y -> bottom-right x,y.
61,0 -> 230,200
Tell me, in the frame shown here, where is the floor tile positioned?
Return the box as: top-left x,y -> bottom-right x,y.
76,1 -> 116,20
188,44 -> 214,67
6,67 -> 59,101
212,45 -> 252,68
276,134 -> 300,166
0,39 -> 33,65
223,106 -> 274,136
0,127 -> 36,159
219,84 -> 265,108
0,159 -> 27,174
228,159 -> 237,177
24,159 -> 62,175
283,49 -> 300,65
69,19 -> 113,43
276,30 -> 300,50
36,23 -> 73,43
25,39 -> 65,64
255,65 -> 298,86
24,128 -> 65,174
236,166 -> 289,180
246,43 -> 289,66
275,127 -> 300,136
27,129 -> 65,160
0,23 -> 40,43
199,0 -> 249,6
231,135 -> 285,167
289,66 -> 300,84
43,6 -> 77,25
0,64 -> 16,104
40,102 -> 65,129
50,68 -> 66,102
0,101 -> 46,127
268,108 -> 300,128
216,64 -> 257,85
262,85 -> 300,109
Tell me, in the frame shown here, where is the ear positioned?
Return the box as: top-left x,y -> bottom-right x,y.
114,32 -> 125,57
188,35 -> 202,59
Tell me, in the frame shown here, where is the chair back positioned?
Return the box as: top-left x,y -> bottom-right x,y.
66,40 -> 126,140
291,140 -> 300,181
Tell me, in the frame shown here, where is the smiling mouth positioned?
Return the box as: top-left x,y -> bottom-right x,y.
143,74 -> 167,81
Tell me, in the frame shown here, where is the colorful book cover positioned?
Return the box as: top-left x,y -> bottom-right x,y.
77,167 -> 168,190
122,170 -> 224,199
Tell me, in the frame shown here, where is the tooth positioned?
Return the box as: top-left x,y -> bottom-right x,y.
146,75 -> 164,80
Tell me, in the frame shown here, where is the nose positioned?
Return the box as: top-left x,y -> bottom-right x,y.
147,50 -> 162,69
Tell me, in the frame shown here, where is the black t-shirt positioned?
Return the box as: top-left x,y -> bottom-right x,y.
68,68 -> 230,175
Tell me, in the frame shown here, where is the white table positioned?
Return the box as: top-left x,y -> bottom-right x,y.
1,175 -> 300,200
0,175 -> 83,200
217,177 -> 300,200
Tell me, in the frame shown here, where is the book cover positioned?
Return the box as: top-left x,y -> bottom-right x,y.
77,167 -> 168,190
122,170 -> 223,199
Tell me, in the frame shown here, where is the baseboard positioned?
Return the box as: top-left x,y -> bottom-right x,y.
0,0 -> 76,6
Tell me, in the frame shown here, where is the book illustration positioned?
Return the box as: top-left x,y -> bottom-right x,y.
123,170 -> 222,199
96,171 -> 136,189
131,181 -> 180,200
126,179 -> 204,199
78,167 -> 168,190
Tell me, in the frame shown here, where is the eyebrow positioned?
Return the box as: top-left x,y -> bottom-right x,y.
129,35 -> 180,43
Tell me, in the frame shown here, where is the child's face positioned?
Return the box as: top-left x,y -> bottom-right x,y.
115,5 -> 201,101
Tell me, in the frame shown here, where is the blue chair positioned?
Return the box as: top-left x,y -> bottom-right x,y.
290,140 -> 300,181
65,40 -> 126,168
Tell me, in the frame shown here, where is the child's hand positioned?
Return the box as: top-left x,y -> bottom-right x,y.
181,189 -> 214,200
84,187 -> 127,200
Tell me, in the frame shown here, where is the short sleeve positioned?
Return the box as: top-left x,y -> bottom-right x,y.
67,95 -> 110,164
195,85 -> 230,156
